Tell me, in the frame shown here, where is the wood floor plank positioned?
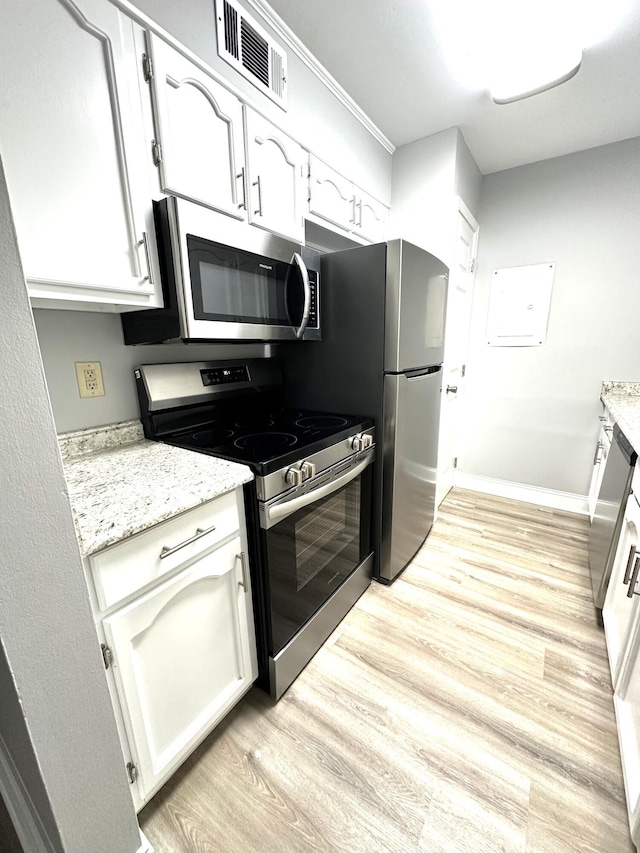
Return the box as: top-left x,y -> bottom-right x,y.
140,488 -> 634,852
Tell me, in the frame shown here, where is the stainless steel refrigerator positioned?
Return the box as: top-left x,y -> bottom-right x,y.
281,239 -> 448,583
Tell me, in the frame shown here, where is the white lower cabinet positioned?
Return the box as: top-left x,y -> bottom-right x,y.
89,491 -> 257,810
603,492 -> 640,686
614,622 -> 640,849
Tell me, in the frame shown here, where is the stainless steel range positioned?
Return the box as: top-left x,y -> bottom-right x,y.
135,359 -> 375,700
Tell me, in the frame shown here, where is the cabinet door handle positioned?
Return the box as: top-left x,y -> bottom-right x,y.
627,555 -> 640,598
593,440 -> 604,466
237,551 -> 249,592
237,167 -> 247,210
159,524 -> 217,559
253,175 -> 263,216
624,546 -> 637,585
139,232 -> 154,285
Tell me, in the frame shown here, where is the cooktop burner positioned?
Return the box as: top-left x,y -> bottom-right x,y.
295,414 -> 349,430
234,431 -> 298,454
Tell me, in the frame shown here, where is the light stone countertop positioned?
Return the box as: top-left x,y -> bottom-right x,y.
601,382 -> 640,453
60,420 -> 253,557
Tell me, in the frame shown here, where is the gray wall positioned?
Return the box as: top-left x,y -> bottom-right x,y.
388,127 -> 482,266
0,160 -> 142,851
119,0 -> 392,202
454,130 -> 483,219
34,309 -> 273,432
461,136 -> 640,495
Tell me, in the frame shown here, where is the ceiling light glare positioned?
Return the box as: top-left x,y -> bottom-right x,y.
430,0 -> 632,101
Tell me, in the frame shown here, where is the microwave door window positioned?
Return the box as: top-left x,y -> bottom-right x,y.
188,237 -> 288,325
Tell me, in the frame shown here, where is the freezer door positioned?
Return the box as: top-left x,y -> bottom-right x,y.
380,366 -> 442,582
384,240 -> 448,373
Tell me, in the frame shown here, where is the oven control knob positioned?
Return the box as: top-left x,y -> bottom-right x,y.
361,433 -> 373,449
351,435 -> 364,452
285,466 -> 303,487
300,461 -> 316,480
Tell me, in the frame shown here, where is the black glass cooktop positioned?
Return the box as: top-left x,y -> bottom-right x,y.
167,407 -> 371,477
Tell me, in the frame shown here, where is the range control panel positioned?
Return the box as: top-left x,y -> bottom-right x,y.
200,365 -> 250,386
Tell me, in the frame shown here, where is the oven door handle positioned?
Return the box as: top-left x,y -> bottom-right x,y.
267,454 -> 373,523
291,252 -> 311,339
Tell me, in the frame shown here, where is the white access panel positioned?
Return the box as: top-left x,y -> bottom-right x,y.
486,263 -> 555,346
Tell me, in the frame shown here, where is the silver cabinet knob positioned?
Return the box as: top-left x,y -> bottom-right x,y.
446,385 -> 458,394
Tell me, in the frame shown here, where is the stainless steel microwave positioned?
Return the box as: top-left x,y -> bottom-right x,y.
122,197 -> 320,344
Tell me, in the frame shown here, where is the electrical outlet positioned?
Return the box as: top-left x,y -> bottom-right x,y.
75,361 -> 105,398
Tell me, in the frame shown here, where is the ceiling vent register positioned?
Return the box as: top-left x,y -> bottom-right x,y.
216,0 -> 287,108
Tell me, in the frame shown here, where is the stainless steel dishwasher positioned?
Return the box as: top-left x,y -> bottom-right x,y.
589,424 -> 638,608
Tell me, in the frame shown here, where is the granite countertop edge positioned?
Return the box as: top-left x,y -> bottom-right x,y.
601,381 -> 640,455
59,420 -> 253,557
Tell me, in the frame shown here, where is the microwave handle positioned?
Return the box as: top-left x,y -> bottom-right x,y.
291,252 -> 311,339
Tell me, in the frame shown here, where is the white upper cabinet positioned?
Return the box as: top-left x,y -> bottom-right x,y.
308,156 -> 356,232
244,107 -> 306,242
145,34 -> 246,219
356,185 -> 388,243
308,155 -> 388,244
0,0 -> 161,310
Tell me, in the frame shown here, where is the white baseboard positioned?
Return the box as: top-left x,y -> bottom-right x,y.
454,472 -> 589,516
138,827 -> 155,853
0,734 -> 55,853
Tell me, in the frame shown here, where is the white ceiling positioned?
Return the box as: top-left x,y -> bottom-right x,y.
264,0 -> 640,174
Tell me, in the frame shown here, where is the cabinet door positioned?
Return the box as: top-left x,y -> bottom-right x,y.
104,536 -> 257,805
308,155 -> 356,232
0,0 -> 160,308
613,618 -> 640,843
604,493 -> 640,687
356,186 -> 388,243
146,34 -> 245,219
244,108 -> 305,242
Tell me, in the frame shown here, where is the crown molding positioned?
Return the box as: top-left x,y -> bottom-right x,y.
243,0 -> 395,155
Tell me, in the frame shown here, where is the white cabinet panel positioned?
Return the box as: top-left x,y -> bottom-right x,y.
356,185 -> 388,243
104,535 -> 256,806
90,491 -> 239,610
307,155 -> 388,244
308,155 -> 355,232
244,107 -> 305,242
147,34 -> 245,219
0,0 -> 161,309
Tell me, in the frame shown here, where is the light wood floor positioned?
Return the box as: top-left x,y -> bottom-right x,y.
140,489 -> 634,852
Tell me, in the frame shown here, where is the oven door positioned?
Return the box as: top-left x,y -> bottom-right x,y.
259,450 -> 373,656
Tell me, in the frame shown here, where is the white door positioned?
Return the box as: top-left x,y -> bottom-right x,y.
104,536 -> 257,806
147,34 -> 245,218
244,107 -> 305,242
436,199 -> 479,507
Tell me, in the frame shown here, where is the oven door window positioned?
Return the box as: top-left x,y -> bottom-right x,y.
187,236 -> 300,326
264,472 -> 371,656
